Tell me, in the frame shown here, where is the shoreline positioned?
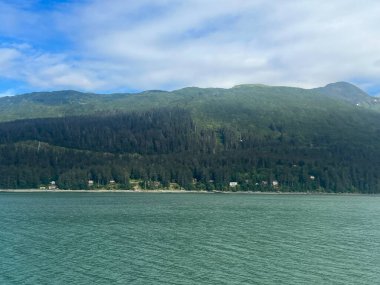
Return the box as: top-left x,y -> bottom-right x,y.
0,189 -> 376,195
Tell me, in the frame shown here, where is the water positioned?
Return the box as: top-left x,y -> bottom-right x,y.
0,193 -> 379,284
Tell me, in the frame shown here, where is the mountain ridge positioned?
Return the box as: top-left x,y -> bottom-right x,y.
0,81 -> 367,100
0,81 -> 379,123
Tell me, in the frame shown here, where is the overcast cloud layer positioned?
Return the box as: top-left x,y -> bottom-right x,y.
0,0 -> 380,95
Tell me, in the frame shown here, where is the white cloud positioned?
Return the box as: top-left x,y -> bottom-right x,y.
0,48 -> 21,66
1,0 -> 380,93
0,44 -> 103,91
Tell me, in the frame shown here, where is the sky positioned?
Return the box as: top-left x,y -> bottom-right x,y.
1,0 -> 380,96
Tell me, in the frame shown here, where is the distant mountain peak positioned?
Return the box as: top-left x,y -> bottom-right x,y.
324,81 -> 358,88
321,81 -> 366,93
313,81 -> 370,104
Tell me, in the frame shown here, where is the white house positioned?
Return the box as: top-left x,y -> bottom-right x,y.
48,181 -> 57,190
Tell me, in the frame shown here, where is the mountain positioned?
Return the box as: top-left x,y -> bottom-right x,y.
313,82 -> 370,103
0,81 -> 379,123
314,82 -> 380,109
0,82 -> 379,193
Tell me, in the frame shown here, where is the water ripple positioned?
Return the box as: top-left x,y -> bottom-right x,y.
0,193 -> 379,284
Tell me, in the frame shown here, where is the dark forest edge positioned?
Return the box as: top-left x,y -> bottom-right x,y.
0,108 -> 379,193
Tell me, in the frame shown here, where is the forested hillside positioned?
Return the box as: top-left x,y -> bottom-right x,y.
0,82 -> 379,192
1,82 -> 380,123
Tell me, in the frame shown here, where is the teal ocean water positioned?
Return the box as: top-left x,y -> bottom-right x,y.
0,193 -> 379,284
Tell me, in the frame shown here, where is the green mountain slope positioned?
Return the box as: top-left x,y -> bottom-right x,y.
313,82 -> 371,103
0,82 -> 379,192
0,81 -> 378,123
314,82 -> 380,110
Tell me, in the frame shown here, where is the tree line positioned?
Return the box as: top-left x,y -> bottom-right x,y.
0,108 -> 379,193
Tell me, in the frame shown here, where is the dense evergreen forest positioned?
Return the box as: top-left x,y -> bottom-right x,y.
0,108 -> 379,193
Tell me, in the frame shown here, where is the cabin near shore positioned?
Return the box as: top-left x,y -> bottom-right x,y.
48,181 -> 57,190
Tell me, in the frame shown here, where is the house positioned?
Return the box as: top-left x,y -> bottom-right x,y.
229,182 -> 238,187
48,181 -> 57,190
88,180 -> 94,187
109,180 -> 115,184
309,175 -> 315,180
272,180 -> 279,187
